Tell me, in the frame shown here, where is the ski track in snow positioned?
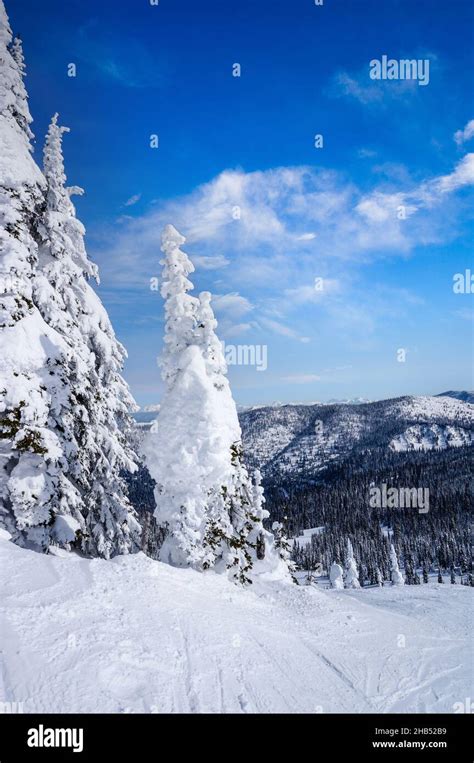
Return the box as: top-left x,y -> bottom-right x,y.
0,536 -> 472,714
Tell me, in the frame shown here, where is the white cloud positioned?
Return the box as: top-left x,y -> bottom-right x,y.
258,317 -> 309,343
212,292 -> 254,319
192,254 -> 230,270
355,153 -> 474,237
333,71 -> 385,105
433,153 -> 474,193
454,308 -> 473,322
356,192 -> 418,223
281,374 -> 321,384
90,152 -> 474,342
284,280 -> 340,304
454,119 -> 474,146
124,193 -> 142,207
296,232 -> 316,241
220,322 -> 254,338
330,68 -> 417,106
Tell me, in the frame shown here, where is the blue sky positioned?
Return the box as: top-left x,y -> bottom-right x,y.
8,0 -> 474,406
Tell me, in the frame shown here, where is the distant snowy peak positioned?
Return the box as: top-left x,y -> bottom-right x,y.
326,397 -> 372,405
236,398 -> 371,410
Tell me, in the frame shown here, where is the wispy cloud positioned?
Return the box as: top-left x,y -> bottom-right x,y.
454,308 -> 473,322
355,153 -> 474,224
258,317 -> 310,343
89,138 -> 473,350
192,254 -> 230,270
281,374 -> 321,384
213,293 -> 254,319
124,193 -> 142,207
454,119 -> 474,146
330,52 -> 439,107
75,20 -> 163,88
329,67 -> 417,106
284,280 -> 341,305
94,149 -> 474,294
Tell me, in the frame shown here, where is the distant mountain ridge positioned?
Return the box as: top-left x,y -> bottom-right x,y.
239,394 -> 474,485
436,390 -> 474,404
133,392 -> 474,485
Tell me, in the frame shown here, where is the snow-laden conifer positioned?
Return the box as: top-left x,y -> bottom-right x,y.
0,12 -> 139,557
35,114 -> 140,558
344,538 -> 360,589
389,544 -> 405,586
0,2 -> 69,550
195,292 -> 290,582
145,225 -> 290,582
329,561 -> 344,589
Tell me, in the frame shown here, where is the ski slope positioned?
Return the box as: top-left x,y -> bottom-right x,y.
0,531 -> 471,714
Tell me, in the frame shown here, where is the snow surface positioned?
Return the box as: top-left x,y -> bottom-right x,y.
0,532 -> 471,714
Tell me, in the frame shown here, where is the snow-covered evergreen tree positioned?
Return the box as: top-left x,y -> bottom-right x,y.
248,469 -> 267,561
159,224 -> 200,388
329,561 -> 344,589
375,566 -> 383,587
143,226 -> 212,568
0,2 -> 139,557
271,520 -> 296,578
194,291 -> 288,581
145,225 -> 289,582
422,560 -> 429,583
34,113 -> 140,558
389,544 -> 405,586
0,1 -> 69,550
344,539 -> 360,589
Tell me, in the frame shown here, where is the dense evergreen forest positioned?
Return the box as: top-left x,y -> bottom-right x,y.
267,445 -> 473,585
126,440 -> 473,585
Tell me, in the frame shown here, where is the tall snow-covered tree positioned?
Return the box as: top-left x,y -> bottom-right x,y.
344,538 -> 360,589
143,226 -> 212,568
145,225 -> 289,582
0,1 -> 70,550
329,561 -> 344,589
375,566 -> 383,586
0,1 -> 139,557
34,113 -> 141,558
194,292 -> 288,582
389,544 -> 404,586
159,224 -> 200,388
271,519 -> 296,578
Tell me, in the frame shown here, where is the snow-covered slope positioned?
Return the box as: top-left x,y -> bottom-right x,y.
390,424 -> 474,452
0,531 -> 471,714
437,390 -> 474,405
239,395 -> 474,482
